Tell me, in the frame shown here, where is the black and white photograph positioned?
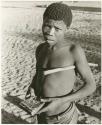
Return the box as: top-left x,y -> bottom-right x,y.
1,0 -> 101,124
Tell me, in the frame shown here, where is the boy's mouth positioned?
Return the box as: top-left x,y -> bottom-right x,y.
46,39 -> 54,41
46,39 -> 55,44
44,34 -> 54,40
46,39 -> 55,45
45,37 -> 55,42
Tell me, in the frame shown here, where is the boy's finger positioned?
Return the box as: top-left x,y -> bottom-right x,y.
40,98 -> 58,102
25,94 -> 31,99
30,88 -> 35,97
40,99 -> 51,102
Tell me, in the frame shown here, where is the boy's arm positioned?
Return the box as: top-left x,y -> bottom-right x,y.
41,45 -> 96,103
38,45 -> 96,113
29,43 -> 42,88
25,71 -> 37,99
61,45 -> 96,102
37,45 -> 96,113
25,44 -> 43,98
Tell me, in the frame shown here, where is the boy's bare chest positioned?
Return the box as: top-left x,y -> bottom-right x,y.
37,47 -> 74,68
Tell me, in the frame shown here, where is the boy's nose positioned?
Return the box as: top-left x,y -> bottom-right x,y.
49,27 -> 55,36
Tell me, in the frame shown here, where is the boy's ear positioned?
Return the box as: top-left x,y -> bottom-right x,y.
65,26 -> 69,32
67,26 -> 69,30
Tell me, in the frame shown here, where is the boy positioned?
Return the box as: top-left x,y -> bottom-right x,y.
25,2 -> 96,124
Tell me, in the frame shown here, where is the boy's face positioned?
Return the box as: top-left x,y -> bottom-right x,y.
42,19 -> 68,46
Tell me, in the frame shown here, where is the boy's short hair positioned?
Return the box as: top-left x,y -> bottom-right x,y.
43,2 -> 72,27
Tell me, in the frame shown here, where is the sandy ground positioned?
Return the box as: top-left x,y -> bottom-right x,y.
1,1 -> 101,124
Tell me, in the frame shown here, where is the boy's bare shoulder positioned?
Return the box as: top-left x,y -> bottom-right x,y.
71,44 -> 85,60
71,44 -> 83,53
36,43 -> 46,53
36,43 -> 47,58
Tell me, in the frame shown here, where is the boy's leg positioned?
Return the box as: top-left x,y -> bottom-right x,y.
37,113 -> 47,124
57,103 -> 79,124
32,116 -> 38,124
38,102 -> 78,124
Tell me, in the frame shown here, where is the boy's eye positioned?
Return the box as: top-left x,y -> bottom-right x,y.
55,28 -> 59,32
54,26 -> 62,31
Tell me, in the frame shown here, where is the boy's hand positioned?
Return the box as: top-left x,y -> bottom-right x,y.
37,98 -> 64,114
25,87 -> 35,99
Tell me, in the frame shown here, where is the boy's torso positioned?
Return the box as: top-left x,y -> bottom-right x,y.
35,43 -> 76,115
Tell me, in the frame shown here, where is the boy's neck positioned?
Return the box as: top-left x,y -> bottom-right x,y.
48,40 -> 72,51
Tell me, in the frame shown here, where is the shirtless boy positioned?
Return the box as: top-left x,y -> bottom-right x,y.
25,2 -> 96,124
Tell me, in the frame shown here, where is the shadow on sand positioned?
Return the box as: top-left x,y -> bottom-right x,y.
2,94 -> 36,124
2,109 -> 29,124
76,103 -> 101,120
